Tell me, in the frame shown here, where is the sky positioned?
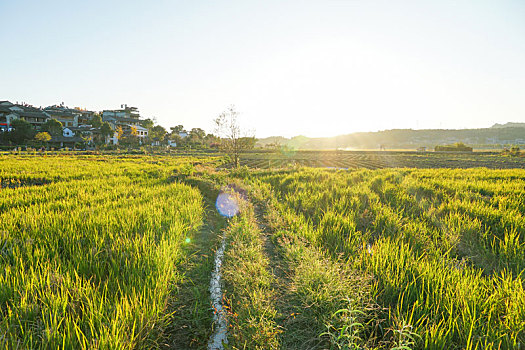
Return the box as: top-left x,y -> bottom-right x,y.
1,0 -> 524,138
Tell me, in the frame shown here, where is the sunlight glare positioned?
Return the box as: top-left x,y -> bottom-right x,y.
216,192 -> 239,218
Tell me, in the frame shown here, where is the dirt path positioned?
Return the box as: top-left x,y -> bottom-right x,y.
164,178 -> 338,349
164,179 -> 226,349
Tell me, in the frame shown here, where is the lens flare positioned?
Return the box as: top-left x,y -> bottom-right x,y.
216,192 -> 239,218
185,238 -> 191,244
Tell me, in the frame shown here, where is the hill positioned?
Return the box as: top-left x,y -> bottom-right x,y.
491,122 -> 525,128
257,125 -> 525,150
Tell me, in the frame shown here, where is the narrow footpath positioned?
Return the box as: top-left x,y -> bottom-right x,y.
163,180 -> 226,349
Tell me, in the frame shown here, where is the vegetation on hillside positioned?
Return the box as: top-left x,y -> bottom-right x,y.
434,142 -> 473,152
256,126 -> 525,150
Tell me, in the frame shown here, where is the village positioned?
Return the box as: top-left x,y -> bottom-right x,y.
0,100 -> 212,149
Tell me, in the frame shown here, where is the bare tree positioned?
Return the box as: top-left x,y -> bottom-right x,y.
214,105 -> 255,168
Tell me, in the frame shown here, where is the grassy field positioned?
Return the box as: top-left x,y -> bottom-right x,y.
225,168 -> 525,349
1,153 -> 524,349
0,155 -> 220,348
239,150 -> 525,169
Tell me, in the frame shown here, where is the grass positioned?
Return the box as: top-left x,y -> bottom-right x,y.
237,168 -> 525,348
0,156 -> 210,349
164,175 -> 228,349
220,188 -> 281,349
2,154 -> 525,349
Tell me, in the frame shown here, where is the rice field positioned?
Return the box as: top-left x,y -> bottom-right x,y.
239,150 -> 525,169
0,155 -> 213,349
1,154 -> 525,349
227,168 -> 525,349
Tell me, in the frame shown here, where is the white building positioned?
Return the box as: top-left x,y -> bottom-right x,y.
106,132 -> 118,145
134,125 -> 148,138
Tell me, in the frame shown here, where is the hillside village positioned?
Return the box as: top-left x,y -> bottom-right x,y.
2,99 -> 524,152
0,100 -> 212,149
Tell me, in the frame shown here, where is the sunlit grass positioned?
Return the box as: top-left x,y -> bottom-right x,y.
0,156 -> 208,349
239,167 -> 525,348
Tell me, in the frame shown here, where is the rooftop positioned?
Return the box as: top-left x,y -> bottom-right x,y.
0,103 -> 49,118
104,115 -> 141,123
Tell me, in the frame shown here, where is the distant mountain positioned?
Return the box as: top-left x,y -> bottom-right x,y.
491,122 -> 525,128
257,125 -> 525,150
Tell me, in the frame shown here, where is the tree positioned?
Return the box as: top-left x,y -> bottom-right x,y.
116,126 -> 124,140
168,125 -> 186,148
170,125 -> 185,134
239,136 -> 257,150
9,119 -> 34,144
100,122 -> 114,144
35,132 -> 51,147
140,118 -> 154,130
119,125 -> 140,147
190,128 -> 206,140
168,133 -> 183,147
41,118 -> 63,136
188,128 -> 206,147
90,113 -> 102,128
150,125 -> 167,141
204,133 -> 219,148
35,132 -> 51,142
214,105 -> 254,167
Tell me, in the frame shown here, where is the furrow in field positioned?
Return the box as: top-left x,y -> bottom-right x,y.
208,232 -> 228,350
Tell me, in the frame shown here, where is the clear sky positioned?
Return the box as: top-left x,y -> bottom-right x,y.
1,0 -> 524,137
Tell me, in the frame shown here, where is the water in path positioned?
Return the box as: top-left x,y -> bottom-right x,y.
208,189 -> 242,349
207,234 -> 228,350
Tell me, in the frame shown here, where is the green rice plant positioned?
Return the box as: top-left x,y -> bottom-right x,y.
241,167 -> 525,348
0,155 -> 211,349
391,321 -> 421,350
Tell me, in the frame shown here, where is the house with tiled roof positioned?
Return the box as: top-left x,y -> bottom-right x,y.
43,104 -> 95,128
1,100 -> 149,146
0,101 -> 50,131
102,104 -> 148,143
102,105 -> 141,129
